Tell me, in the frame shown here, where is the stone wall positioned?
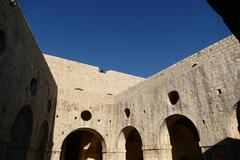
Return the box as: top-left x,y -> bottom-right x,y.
1,0 -> 240,160
44,54 -> 144,159
48,35 -> 240,160
113,35 -> 240,160
0,1 -> 57,160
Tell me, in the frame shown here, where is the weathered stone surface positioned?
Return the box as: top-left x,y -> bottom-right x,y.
0,1 -> 57,160
0,0 -> 240,160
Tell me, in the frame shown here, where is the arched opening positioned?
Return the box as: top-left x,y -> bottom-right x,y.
5,106 -> 33,160
236,101 -> 240,132
118,126 -> 143,160
166,114 -> 202,160
60,128 -> 106,160
126,129 -> 143,160
0,30 -> 6,55
30,78 -> 37,96
36,121 -> 49,160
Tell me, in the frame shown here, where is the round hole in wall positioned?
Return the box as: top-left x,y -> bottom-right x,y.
124,108 -> 130,118
30,78 -> 37,96
81,110 -> 92,121
168,90 -> 179,105
74,117 -> 77,120
0,30 -> 6,55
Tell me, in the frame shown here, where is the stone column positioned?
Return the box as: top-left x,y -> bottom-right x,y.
102,151 -> 108,160
48,150 -> 61,160
158,146 -> 172,160
102,151 -> 119,160
142,149 -> 159,160
116,149 -> 126,160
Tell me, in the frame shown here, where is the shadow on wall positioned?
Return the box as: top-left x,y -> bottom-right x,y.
0,1 -> 58,159
202,138 -> 240,160
164,113 -> 240,160
60,128 -> 107,160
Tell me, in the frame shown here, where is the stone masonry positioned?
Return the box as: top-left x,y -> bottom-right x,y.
0,0 -> 240,160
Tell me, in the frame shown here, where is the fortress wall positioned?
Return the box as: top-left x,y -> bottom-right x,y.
44,54 -> 144,157
1,0 -> 239,159
44,54 -> 145,99
0,1 -> 57,159
48,35 -> 240,160
113,35 -> 240,159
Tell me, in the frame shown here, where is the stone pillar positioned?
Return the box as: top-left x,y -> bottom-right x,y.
48,150 -> 61,160
158,147 -> 172,160
116,149 -> 126,160
142,149 -> 159,160
102,151 -> 108,160
102,151 -> 119,160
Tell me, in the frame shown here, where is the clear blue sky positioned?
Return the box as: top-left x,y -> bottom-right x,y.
19,0 -> 230,78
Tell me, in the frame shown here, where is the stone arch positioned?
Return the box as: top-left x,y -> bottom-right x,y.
60,128 -> 107,160
36,121 -> 49,160
228,101 -> 240,138
117,126 -> 143,160
5,105 -> 33,160
161,114 -> 202,160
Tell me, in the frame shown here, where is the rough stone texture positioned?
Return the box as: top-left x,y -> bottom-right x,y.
0,0 -> 240,160
0,1 -> 57,160
46,37 -> 240,160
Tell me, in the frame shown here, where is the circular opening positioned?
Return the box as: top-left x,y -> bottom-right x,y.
30,78 -> 37,96
0,30 -> 6,55
168,91 -> 179,105
124,108 -> 130,118
81,110 -> 92,121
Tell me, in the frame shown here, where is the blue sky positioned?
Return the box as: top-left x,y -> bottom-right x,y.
19,0 -> 230,78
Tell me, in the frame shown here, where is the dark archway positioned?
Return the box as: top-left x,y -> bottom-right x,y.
126,129 -> 143,160
118,126 -> 143,160
5,106 -> 33,160
166,114 -> 202,160
60,129 -> 106,160
36,121 -> 49,160
236,101 -> 240,132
